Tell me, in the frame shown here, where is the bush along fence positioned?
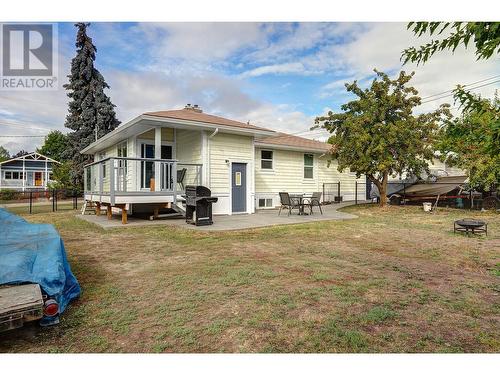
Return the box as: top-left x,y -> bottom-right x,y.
323,181 -> 499,210
0,189 -> 83,214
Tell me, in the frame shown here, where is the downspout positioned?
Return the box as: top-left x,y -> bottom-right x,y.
206,128 -> 219,188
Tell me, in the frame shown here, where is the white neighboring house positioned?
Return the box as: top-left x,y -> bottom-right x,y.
81,105 -> 366,220
0,152 -> 60,191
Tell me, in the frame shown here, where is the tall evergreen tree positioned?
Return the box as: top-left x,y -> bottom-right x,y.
64,22 -> 120,185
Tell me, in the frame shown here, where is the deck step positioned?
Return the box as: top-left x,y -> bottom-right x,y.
81,200 -> 97,215
172,200 -> 186,216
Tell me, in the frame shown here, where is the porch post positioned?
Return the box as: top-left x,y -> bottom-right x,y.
45,159 -> 48,188
109,158 -> 115,206
22,158 -> 25,191
0,165 -> 2,189
154,127 -> 161,191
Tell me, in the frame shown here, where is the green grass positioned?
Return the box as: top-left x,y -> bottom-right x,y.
0,204 -> 498,353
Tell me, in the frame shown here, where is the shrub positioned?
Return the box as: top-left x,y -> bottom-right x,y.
0,189 -> 21,201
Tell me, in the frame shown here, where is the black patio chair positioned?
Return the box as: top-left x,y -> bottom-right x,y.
304,191 -> 323,215
278,192 -> 302,216
177,168 -> 187,191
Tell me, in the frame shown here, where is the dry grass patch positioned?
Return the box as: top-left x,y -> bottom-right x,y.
0,205 -> 498,352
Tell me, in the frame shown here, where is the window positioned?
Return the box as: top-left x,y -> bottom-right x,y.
304,154 -> 314,179
5,171 -> 24,180
117,141 -> 128,173
117,141 -> 127,157
261,150 -> 273,170
258,198 -> 274,208
235,172 -> 242,186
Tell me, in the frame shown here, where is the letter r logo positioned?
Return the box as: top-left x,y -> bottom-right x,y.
2,24 -> 53,76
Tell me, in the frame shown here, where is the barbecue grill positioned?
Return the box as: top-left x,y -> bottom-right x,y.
185,185 -> 218,226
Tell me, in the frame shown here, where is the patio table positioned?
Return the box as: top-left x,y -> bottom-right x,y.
289,194 -> 309,215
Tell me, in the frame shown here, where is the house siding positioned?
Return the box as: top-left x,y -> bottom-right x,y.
429,158 -> 465,176
209,133 -> 254,192
254,147 -> 366,207
208,132 -> 254,214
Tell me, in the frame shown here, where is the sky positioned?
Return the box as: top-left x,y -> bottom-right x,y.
0,22 -> 499,154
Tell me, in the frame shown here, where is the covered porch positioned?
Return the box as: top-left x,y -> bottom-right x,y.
83,124 -> 205,223
0,153 -> 58,191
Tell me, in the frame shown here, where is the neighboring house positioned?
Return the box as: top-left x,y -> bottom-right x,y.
81,104 -> 366,218
0,152 -> 60,191
428,157 -> 465,177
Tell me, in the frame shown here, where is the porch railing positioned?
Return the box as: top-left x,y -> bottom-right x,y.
83,157 -> 202,205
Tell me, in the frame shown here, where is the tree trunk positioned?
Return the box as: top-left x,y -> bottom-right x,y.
368,172 -> 389,207
379,172 -> 389,207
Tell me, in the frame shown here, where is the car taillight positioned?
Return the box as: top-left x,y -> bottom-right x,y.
43,299 -> 59,317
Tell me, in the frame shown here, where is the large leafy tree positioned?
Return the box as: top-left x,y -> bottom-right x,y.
403,22 -> 500,190
47,161 -> 78,191
36,130 -> 68,162
0,146 -> 10,162
401,22 -> 500,65
315,70 -> 450,207
437,93 -> 499,191
64,22 -> 120,186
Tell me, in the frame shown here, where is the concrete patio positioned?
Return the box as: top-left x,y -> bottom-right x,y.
77,201 -> 362,231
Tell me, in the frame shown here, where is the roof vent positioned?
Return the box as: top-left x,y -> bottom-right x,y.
184,104 -> 203,113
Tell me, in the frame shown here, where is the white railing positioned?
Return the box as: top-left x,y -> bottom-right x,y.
84,157 -> 202,205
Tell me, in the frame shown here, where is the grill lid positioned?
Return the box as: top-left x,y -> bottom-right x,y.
185,185 -> 211,197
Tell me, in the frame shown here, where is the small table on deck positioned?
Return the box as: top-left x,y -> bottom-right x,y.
454,219 -> 488,236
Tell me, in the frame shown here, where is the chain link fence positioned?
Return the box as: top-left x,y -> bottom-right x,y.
324,180 -> 499,210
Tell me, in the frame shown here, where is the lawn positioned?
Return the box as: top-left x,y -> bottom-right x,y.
0,205 -> 499,353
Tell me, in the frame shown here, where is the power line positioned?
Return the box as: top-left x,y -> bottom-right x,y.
0,121 -> 55,132
0,135 -> 47,138
421,79 -> 500,104
420,74 -> 500,100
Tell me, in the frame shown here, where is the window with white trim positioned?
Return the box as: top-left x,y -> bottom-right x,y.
4,171 -> 24,180
261,150 -> 273,170
117,141 -> 128,173
258,198 -> 273,208
304,154 -> 314,179
117,141 -> 127,157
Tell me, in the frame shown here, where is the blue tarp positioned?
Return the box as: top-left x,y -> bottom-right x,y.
0,208 -> 80,325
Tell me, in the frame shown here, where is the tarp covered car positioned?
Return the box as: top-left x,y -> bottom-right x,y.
0,208 -> 80,327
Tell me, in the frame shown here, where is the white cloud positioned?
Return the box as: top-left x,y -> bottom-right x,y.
317,23 -> 500,112
239,62 -> 305,78
137,22 -> 269,64
107,70 -> 315,135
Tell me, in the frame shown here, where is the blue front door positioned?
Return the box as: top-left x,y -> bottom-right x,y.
231,163 -> 246,213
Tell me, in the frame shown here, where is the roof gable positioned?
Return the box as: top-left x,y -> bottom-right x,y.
0,152 -> 61,166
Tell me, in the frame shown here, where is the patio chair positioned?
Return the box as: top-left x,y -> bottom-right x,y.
278,192 -> 302,216
304,191 -> 323,215
177,168 -> 187,191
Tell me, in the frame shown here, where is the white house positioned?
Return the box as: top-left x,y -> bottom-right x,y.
81,104 -> 366,222
0,152 -> 59,191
